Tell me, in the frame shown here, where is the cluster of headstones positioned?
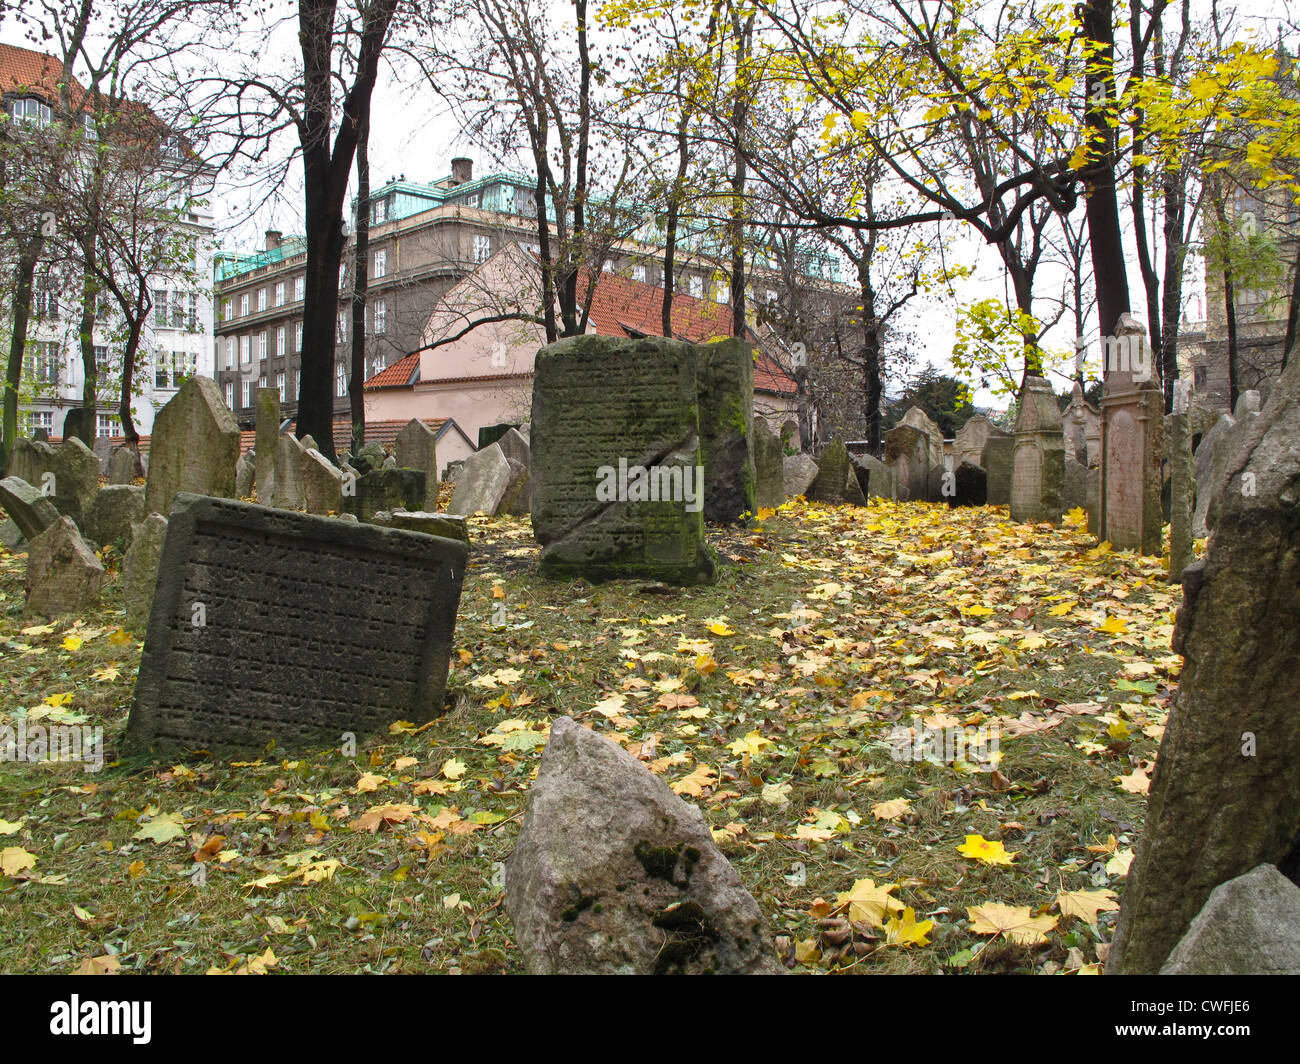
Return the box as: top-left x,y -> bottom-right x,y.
445,424 -> 532,519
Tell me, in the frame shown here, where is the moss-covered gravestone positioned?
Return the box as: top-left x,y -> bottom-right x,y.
694,338 -> 755,523
125,494 -> 467,753
394,418 -> 441,512
808,440 -> 864,505
254,388 -> 280,501
752,420 -> 785,510
1108,355 -> 1300,973
531,335 -> 716,584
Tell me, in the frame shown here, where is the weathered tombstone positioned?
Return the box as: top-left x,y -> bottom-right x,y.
1085,464 -> 1100,537
947,461 -> 987,507
346,468 -> 426,523
301,448 -> 345,514
47,437 -> 100,526
124,513 -> 168,634
4,437 -> 53,486
299,434 -> 318,453
108,444 -> 146,485
1108,358 -> 1300,973
1010,376 -> 1065,524
0,476 -> 60,540
850,453 -> 891,501
447,445 -> 514,517
61,406 -> 94,447
0,518 -> 24,550
271,434 -> 307,510
495,428 -> 533,516
394,418 -> 441,512
1234,389 -> 1261,418
30,427 -> 48,444
1158,864 -> 1300,975
531,335 -> 715,585
782,453 -> 819,499
84,484 -> 146,549
371,510 -> 470,545
694,338 -> 756,524
982,435 -> 1015,506
235,452 -> 255,498
1166,396 -> 1194,582
752,421 -> 785,510
352,440 -> 387,474
92,436 -> 114,474
24,516 -> 104,617
884,424 -> 929,502
1062,382 -> 1102,466
1192,414 -> 1236,538
1099,315 -> 1163,554
808,440 -> 860,505
506,716 -> 782,974
124,494 -> 468,753
254,388 -> 279,501
954,414 -> 1006,470
144,376 -> 240,518
1063,455 -> 1088,514
901,407 -> 945,472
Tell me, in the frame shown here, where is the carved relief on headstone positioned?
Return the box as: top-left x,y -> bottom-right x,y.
125,494 -> 467,753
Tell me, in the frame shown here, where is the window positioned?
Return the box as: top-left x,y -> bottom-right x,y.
337,312 -> 347,344
96,414 -> 115,439
225,382 -> 235,410
241,380 -> 251,408
95,296 -> 111,322
336,362 -> 347,397
294,276 -> 304,302
258,332 -> 268,361
275,326 -> 285,359
222,298 -> 232,322
274,282 -> 285,307
294,322 -> 303,352
239,293 -> 249,317
95,346 -> 114,372
602,260 -> 614,273
30,410 -> 53,433
633,264 -> 646,283
258,374 -> 267,389
7,97 -> 52,126
277,372 -> 286,402
256,288 -> 267,312
32,289 -> 58,319
156,350 -> 193,389
372,198 -> 388,226
374,299 -> 387,334
225,338 -> 236,369
374,249 -> 387,278
466,193 -> 480,209
27,341 -> 60,383
688,275 -> 703,298
182,293 -> 196,330
240,335 -> 251,364
1194,366 -> 1208,389
369,356 -> 385,379
473,235 -> 491,263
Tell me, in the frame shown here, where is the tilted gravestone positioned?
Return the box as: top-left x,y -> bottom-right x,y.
302,447 -> 345,514
447,444 -> 521,517
271,434 -> 307,510
61,406 -> 94,447
1192,414 -> 1235,538
0,476 -> 60,540
254,388 -> 279,501
495,428 -> 533,516
694,338 -> 756,524
531,334 -> 715,585
983,435 -> 1015,506
884,424 -> 929,502
145,376 -> 240,518
24,516 -> 104,617
901,406 -> 945,472
506,716 -> 782,974
1010,376 -> 1064,524
4,437 -> 53,486
752,420 -> 785,510
782,453 -> 819,499
1107,357 -> 1300,973
394,418 -> 440,512
47,437 -> 101,526
235,452 -> 255,498
124,513 -> 168,634
84,484 -> 146,549
808,439 -> 863,505
124,494 -> 467,753
108,444 -> 146,485
371,510 -> 470,545
852,453 -> 897,501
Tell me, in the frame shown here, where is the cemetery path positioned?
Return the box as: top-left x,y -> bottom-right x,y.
0,498 -> 1181,974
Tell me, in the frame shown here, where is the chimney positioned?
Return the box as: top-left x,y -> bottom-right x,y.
265,230 -> 282,251
450,157 -> 473,185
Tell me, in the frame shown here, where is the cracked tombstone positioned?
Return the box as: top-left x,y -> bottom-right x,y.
505,716 -> 782,974
0,476 -> 60,540
124,494 -> 467,753
1108,356 -> 1300,973
531,335 -> 715,585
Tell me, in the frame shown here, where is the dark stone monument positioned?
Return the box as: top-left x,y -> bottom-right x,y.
344,468 -> 426,523
947,461 -> 987,507
752,420 -> 785,510
983,436 -> 1015,507
125,494 -> 467,753
61,407 -> 94,447
694,338 -> 756,523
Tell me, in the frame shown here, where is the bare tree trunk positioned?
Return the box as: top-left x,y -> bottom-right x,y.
349,111 -> 370,454
728,7 -> 753,337
3,238 -> 41,466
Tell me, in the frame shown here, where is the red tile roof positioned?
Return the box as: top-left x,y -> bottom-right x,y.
0,43 -> 86,107
364,268 -> 799,396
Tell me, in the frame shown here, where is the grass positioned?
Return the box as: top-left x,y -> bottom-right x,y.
0,497 -> 1181,974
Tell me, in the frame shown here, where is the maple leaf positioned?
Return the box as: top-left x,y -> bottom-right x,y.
355,772 -> 386,793
671,764 -> 716,797
0,818 -> 24,836
73,955 -> 121,975
704,620 -> 735,637
958,834 -> 1017,865
1056,888 -> 1119,924
967,902 -> 1058,945
0,846 -> 36,876
61,635 -> 83,652
835,878 -> 904,928
1116,767 -> 1150,794
727,730 -> 773,757
442,758 -> 467,780
885,907 -> 935,947
350,803 -> 420,832
872,798 -> 911,821
133,813 -> 187,845
1106,849 -> 1135,876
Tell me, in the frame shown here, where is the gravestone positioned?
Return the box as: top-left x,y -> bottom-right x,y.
506,716 -> 782,975
1085,465 -> 1100,536
782,453 -> 819,499
4,437 -> 52,487
531,334 -> 715,585
1166,390 -> 1195,582
271,434 -> 306,510
884,424 -> 929,502
0,519 -> 23,550
495,428 -> 533,516
694,338 -> 756,524
371,510 -> 470,545
108,444 -> 146,485
1099,315 -> 1163,554
447,445 -> 515,517
1108,356 -> 1300,973
1010,376 -> 1065,524
235,452 -> 255,498
1062,382 -> 1102,465
345,468 -> 426,523
145,376 -> 240,518
1192,414 -> 1236,538
982,435 -> 1015,506
24,516 -> 104,617
0,476 -> 60,540
752,421 -> 785,510
124,513 -> 168,634
124,494 -> 467,753
61,407 -> 94,447
947,461 -> 986,507
901,406 -> 945,472
352,440 -> 387,474
302,448 -> 345,514
851,453 -> 894,501
808,440 -> 861,505
254,388 -> 279,501
31,427 -> 48,443
84,484 -> 146,549
1063,455 -> 1087,514
954,414 -> 1006,470
394,419 -> 440,512
1234,389 -> 1261,418
47,437 -> 101,526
